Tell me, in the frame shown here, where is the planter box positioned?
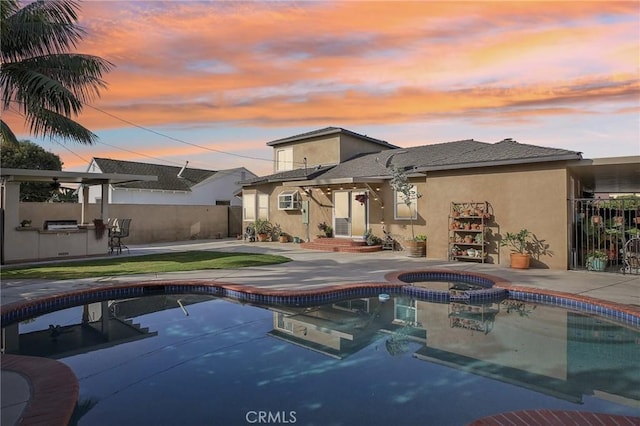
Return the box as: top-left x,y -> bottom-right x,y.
405,240 -> 426,257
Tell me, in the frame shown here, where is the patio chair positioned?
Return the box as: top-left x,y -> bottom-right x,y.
621,237 -> 640,275
109,218 -> 132,254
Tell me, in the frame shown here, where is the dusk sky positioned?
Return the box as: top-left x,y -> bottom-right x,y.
7,1 -> 640,177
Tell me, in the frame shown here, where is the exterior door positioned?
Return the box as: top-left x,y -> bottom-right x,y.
333,190 -> 368,238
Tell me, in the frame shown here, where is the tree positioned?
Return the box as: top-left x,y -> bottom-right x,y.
389,163 -> 422,240
0,139 -> 68,201
1,0 -> 113,145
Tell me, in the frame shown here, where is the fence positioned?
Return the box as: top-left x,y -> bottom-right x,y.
16,203 -> 243,245
570,198 -> 639,274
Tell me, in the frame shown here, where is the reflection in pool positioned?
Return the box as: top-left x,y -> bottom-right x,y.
5,293 -> 640,425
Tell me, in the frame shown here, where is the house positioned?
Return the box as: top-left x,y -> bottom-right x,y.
85,158 -> 256,206
240,127 -> 640,271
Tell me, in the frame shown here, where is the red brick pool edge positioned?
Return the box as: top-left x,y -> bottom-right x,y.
2,354 -> 78,426
2,269 -> 639,425
469,409 -> 640,425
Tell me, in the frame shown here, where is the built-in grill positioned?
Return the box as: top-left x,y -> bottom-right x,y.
43,220 -> 79,231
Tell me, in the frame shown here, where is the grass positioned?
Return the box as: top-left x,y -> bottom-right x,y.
0,251 -> 292,280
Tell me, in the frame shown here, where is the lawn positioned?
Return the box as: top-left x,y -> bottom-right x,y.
0,251 -> 292,280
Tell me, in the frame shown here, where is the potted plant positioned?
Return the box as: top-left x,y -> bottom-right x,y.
389,163 -> 426,257
318,222 -> 333,238
500,229 -> 533,269
253,218 -> 272,242
586,250 -> 608,272
405,235 -> 427,257
20,219 -> 32,227
363,229 -> 382,246
278,232 -> 289,243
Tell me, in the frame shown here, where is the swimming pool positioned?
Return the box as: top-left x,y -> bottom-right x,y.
6,290 -> 640,425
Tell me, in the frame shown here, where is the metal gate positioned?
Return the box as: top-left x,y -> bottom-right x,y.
570,198 -> 639,274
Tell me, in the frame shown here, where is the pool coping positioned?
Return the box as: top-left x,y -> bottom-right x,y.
1,354 -> 78,426
2,268 -> 640,425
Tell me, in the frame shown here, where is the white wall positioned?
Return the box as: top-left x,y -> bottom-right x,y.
84,167 -> 253,206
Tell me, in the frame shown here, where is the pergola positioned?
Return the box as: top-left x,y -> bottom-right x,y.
1,168 -> 157,264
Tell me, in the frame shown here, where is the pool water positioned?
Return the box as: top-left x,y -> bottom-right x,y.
10,294 -> 640,425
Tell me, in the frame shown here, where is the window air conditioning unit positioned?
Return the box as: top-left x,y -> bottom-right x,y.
278,191 -> 301,210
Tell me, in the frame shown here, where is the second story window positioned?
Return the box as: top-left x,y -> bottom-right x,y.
276,148 -> 293,172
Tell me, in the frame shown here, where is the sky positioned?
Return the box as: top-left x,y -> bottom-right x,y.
6,0 -> 640,177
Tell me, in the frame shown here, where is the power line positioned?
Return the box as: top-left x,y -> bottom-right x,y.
5,104 -> 262,179
85,103 -> 285,164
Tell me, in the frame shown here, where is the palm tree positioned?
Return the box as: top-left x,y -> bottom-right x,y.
1,0 -> 113,145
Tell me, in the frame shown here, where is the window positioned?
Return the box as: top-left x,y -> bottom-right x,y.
215,200 -> 231,206
243,193 -> 255,221
275,313 -> 294,333
394,185 -> 418,220
257,193 -> 269,219
394,297 -> 417,325
243,192 -> 269,220
278,191 -> 301,210
276,148 -> 293,172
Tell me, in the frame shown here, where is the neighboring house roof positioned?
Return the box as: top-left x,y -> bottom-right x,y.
91,158 -> 218,191
244,138 -> 583,186
266,126 -> 399,149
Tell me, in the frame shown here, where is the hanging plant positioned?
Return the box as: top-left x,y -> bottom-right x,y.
354,194 -> 368,205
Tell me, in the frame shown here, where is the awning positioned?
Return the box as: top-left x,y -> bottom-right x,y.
0,168 -> 158,186
568,157 -> 640,194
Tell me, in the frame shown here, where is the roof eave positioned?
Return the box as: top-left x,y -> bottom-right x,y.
414,154 -> 583,173
283,177 -> 387,187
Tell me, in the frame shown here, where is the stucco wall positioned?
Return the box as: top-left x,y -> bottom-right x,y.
272,136 -> 341,170
16,203 -> 240,244
420,163 -> 569,269
244,162 -> 570,269
272,134 -> 394,171
339,135 -> 395,162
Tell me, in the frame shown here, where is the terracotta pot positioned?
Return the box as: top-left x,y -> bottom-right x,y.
257,233 -> 269,242
464,236 -> 473,243
510,253 -> 531,269
591,215 -> 602,224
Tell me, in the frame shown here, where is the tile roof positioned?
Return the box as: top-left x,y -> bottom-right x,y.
92,158 -> 218,191
245,138 -> 582,184
266,126 -> 399,149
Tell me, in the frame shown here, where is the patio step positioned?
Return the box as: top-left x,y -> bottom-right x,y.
300,238 -> 382,253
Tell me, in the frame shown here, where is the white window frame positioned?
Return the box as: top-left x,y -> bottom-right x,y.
243,192 -> 269,221
275,313 -> 294,333
394,185 -> 418,220
278,190 -> 301,210
257,193 -> 269,219
276,148 -> 293,172
243,193 -> 256,221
